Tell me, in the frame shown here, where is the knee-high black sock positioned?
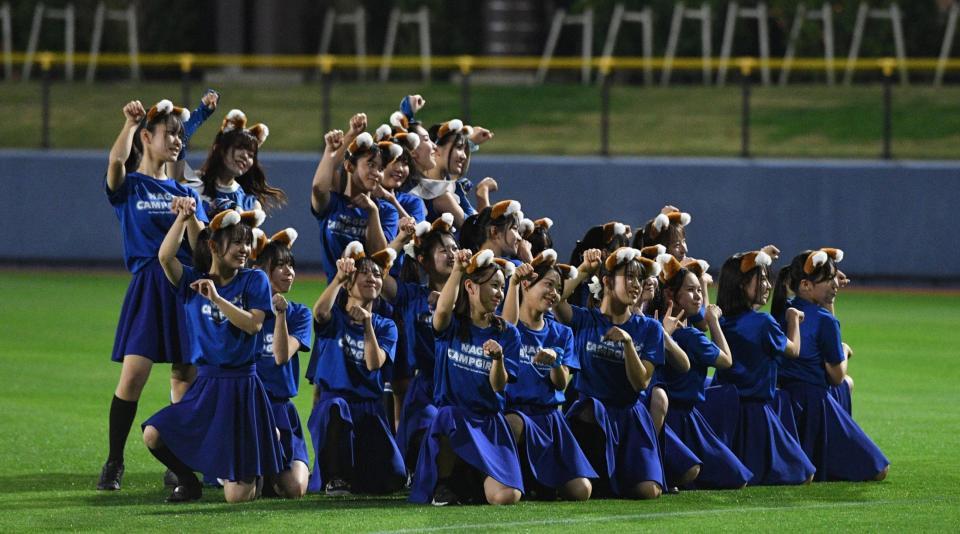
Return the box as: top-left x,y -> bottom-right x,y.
148,445 -> 199,488
108,395 -> 138,462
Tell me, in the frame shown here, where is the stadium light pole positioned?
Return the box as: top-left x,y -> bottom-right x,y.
40,52 -> 52,149
179,54 -> 193,111
458,56 -> 473,125
320,55 -> 334,151
739,57 -> 755,158
599,58 -> 612,157
880,58 -> 894,160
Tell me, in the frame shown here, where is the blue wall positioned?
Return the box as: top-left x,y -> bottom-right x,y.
2,149 -> 957,281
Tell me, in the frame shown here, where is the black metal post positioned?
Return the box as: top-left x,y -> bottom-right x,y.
740,72 -> 751,158
882,74 -> 892,160
460,71 -> 471,125
321,70 -> 332,146
41,63 -> 51,149
600,72 -> 611,157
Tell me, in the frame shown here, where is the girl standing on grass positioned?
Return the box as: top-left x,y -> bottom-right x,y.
98,99 -> 208,492
143,208 -> 282,503
311,117 -> 399,282
193,109 -> 287,214
250,228 -> 313,498
771,249 -> 889,482
711,250 -> 816,485
554,247 -> 667,500
409,249 -> 524,506
653,255 -> 753,489
305,243 -> 406,496
501,250 -> 597,501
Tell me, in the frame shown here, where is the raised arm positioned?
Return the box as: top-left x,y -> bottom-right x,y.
433,249 -> 472,332
474,177 -> 498,211
660,303 -> 690,373
271,294 -> 301,365
705,304 -> 733,369
606,326 -> 653,392
555,248 -> 601,325
783,307 -> 804,358
158,197 -> 194,286
311,129 -> 345,215
484,339 -> 508,392
502,263 -> 534,325
107,101 -> 145,192
353,193 -> 390,254
313,258 -> 354,324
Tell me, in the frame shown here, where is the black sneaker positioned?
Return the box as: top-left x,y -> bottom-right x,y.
166,483 -> 203,503
97,460 -> 124,491
163,469 -> 179,488
324,478 -> 351,496
431,482 -> 459,506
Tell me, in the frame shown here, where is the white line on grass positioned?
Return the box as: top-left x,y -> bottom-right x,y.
374,499 -> 934,533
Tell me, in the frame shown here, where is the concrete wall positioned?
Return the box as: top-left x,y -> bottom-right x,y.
2,149 -> 957,281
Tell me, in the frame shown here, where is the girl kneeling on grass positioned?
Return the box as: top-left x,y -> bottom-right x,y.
710,250 -> 816,485
305,243 -> 406,495
250,228 -> 313,498
772,249 -> 889,482
501,250 -> 597,501
555,247 -> 667,499
409,249 -> 524,506
143,208 -> 282,503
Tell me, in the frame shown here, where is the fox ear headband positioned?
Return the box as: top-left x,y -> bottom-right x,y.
251,227 -> 299,260
220,109 -> 269,146
803,248 -> 844,275
342,241 -> 397,272
146,99 -> 190,123
464,249 -> 515,279
209,209 -> 265,232
739,250 -> 772,273
404,213 -> 455,258
604,247 -> 661,278
649,209 -> 691,239
602,221 -> 628,245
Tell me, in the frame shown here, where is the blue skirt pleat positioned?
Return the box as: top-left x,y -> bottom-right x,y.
395,373 -> 437,467
565,396 -> 666,496
733,399 -> 816,485
409,406 -> 524,504
697,384 -> 741,449
142,365 -> 283,481
271,398 -> 310,469
782,382 -> 888,481
112,260 -> 186,364
508,405 -> 598,490
306,394 -> 406,494
661,422 -> 703,487
665,403 -> 753,489
829,380 -> 853,415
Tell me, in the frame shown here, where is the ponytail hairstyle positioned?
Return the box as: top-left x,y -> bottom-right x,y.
771,248 -> 842,318
200,109 -> 286,213
192,208 -> 264,272
635,208 -> 691,255
400,213 -> 456,283
453,250 -> 513,341
124,99 -> 189,174
459,199 -> 523,253
568,220 -> 630,266
520,217 -> 554,257
716,250 -> 773,317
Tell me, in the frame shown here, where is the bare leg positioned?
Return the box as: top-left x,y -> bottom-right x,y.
273,460 -> 310,499
560,477 -> 592,501
649,387 -> 668,435
504,413 -> 524,446
483,476 -> 521,505
169,363 -> 196,403
223,478 -> 258,503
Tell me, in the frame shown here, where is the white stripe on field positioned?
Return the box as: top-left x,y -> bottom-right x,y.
373,498 -> 936,533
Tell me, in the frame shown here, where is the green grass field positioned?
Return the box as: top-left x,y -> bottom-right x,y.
2,81 -> 960,159
1,270 -> 958,531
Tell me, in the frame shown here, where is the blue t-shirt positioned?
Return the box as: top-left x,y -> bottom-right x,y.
306,304 -> 398,401
177,266 -> 274,368
714,310 -> 788,401
433,316 -> 521,414
397,191 -> 427,223
107,172 -> 209,273
392,282 -> 437,376
778,297 -> 845,388
661,326 -> 721,404
568,305 -> 664,408
191,180 -> 259,214
256,301 -> 313,399
312,192 -> 399,281
506,318 -> 578,408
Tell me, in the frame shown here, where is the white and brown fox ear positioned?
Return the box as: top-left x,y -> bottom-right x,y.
343,241 -> 366,261
803,248 -> 842,274
379,141 -> 403,164
557,263 -> 579,281
604,246 -> 641,272
534,218 -> 553,231
147,99 -> 190,123
374,124 -> 393,143
640,244 -> 666,260
681,257 -> 709,278
466,249 -> 495,274
371,248 -> 397,271
437,119 -> 464,140
394,131 -> 420,151
248,123 -> 269,146
490,200 -> 521,221
667,210 -> 691,227
221,109 -> 247,133
821,247 -> 844,263
657,253 -> 682,283
530,248 -> 558,269
430,212 -> 455,235
639,256 -> 660,278
239,209 -> 266,228
740,250 -> 772,273
210,209 -> 241,232
250,228 -> 268,260
270,228 -> 298,249
518,218 -> 534,239
390,111 -> 409,132
347,132 -> 375,158
602,221 -> 627,245
493,258 -> 515,279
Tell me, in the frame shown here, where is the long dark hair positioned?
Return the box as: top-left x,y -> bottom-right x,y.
771,251 -> 838,318
191,223 -> 254,273
634,219 -> 685,251
716,254 -> 768,317
124,112 -> 185,174
568,223 -> 630,266
453,262 -> 506,342
199,129 -> 287,212
527,225 -> 553,257
400,227 -> 456,283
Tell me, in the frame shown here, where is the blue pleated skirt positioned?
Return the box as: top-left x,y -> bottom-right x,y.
270,397 -> 310,470
565,396 -> 666,496
112,260 -> 186,364
409,405 -> 524,504
305,393 -> 406,494
697,383 -> 741,448
507,404 -> 598,490
665,402 -> 753,489
829,379 -> 853,415
731,398 -> 817,485
395,372 -> 437,467
142,365 -> 283,481
781,381 -> 888,481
